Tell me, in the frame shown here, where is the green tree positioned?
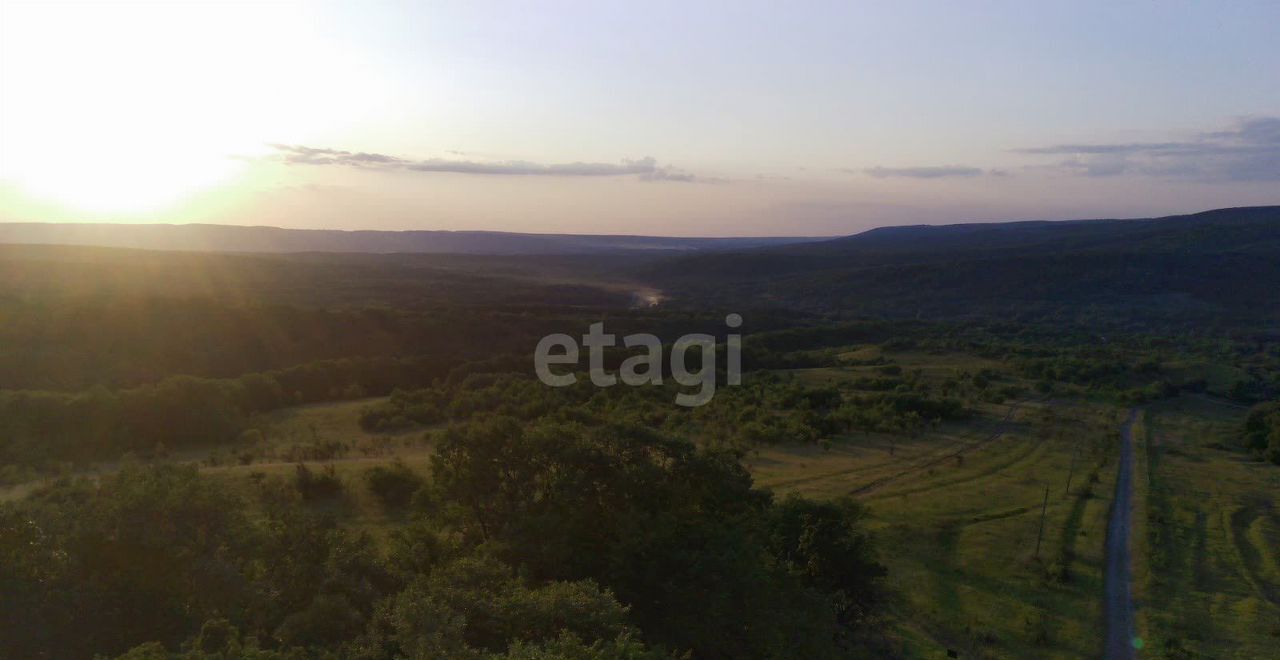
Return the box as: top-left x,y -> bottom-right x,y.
364,460 -> 425,510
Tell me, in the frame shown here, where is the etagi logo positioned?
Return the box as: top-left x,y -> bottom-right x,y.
534,314 -> 743,407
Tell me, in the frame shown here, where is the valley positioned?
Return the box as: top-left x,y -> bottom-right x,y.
4,207 -> 1280,658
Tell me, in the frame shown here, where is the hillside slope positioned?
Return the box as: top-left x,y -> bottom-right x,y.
645,206 -> 1280,324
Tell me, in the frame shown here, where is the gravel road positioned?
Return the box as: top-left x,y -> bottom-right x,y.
1104,409 -> 1140,659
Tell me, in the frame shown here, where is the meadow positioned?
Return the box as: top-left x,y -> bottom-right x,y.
1135,398 -> 1280,659
746,353 -> 1126,658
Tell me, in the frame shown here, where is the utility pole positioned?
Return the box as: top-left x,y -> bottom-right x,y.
1034,484 -> 1050,559
1064,442 -> 1079,497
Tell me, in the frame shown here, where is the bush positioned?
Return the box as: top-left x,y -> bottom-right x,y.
364,461 -> 424,509
294,463 -> 343,501
1240,401 -> 1280,465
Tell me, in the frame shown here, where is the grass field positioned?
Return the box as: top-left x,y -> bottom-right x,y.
202,397 -> 440,542
749,351 -> 1129,659
752,400 -> 1124,659
1136,397 -> 1280,659
750,380 -> 1280,659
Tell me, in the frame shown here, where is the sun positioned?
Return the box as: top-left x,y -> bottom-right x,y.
4,133 -> 248,215
0,2 -> 261,214
0,1 -> 385,216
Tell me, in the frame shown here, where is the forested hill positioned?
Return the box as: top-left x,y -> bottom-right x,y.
643,206 -> 1280,323
787,205 -> 1280,258
0,222 -> 812,255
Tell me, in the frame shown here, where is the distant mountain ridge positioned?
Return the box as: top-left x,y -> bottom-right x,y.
0,222 -> 815,256
649,206 -> 1280,276
8,206 -> 1280,326
788,206 -> 1280,257
643,205 -> 1280,324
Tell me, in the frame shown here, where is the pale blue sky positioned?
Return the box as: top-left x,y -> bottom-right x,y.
1,0 -> 1277,234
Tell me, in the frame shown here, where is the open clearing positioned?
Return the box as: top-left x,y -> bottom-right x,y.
1136,397 -> 1280,659
750,353 -> 1128,659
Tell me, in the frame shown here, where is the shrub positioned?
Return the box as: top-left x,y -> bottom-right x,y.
294,463 -> 343,501
364,461 -> 424,509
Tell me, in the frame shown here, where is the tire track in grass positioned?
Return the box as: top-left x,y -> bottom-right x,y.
760,432 -> 975,490
863,435 -> 1046,502
1227,504 -> 1280,608
850,399 -> 1030,497
1192,509 -> 1211,592
967,504 -> 1034,525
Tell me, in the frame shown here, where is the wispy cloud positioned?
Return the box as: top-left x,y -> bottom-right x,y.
861,165 -> 988,179
268,144 -> 700,182
1014,116 -> 1280,181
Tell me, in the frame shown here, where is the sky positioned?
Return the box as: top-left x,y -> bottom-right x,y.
1,0 -> 1278,237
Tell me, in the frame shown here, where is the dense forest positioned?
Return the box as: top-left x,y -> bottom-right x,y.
1,425 -> 886,658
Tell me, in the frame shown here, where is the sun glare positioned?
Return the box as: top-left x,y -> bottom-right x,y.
0,1 -> 382,215
7,134 -> 249,214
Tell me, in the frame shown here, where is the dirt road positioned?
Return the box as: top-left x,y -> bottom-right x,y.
1104,409 -> 1140,659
